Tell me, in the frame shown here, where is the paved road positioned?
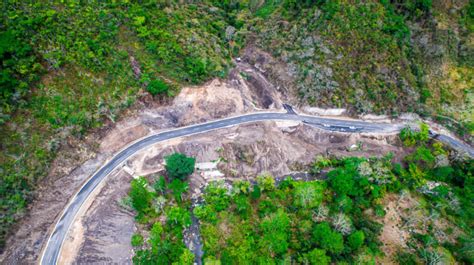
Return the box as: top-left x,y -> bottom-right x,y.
39,111 -> 473,264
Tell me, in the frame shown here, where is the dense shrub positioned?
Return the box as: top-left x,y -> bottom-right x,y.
165,153 -> 195,181
146,79 -> 169,96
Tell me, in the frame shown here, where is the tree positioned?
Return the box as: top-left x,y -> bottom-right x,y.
305,249 -> 330,265
129,177 -> 153,214
311,155 -> 333,174
312,222 -> 344,254
234,195 -> 251,218
233,180 -> 251,194
166,206 -> 192,227
257,174 -> 275,192
328,168 -> 355,196
165,153 -> 195,181
131,233 -> 144,247
173,248 -> 195,265
332,213 -> 352,235
417,123 -> 430,142
169,179 -> 189,203
406,146 -> 435,168
348,230 -> 365,251
294,181 -> 324,209
403,163 -> 426,189
399,127 -> 417,147
154,175 -> 166,194
251,184 -> 262,200
150,222 -> 163,245
204,181 -> 230,211
259,209 -> 290,257
193,205 -> 218,224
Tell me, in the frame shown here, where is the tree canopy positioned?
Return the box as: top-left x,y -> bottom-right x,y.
165,153 -> 195,181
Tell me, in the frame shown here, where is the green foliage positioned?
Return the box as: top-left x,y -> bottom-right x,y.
348,230 -> 365,251
150,222 -> 163,242
399,123 -> 430,147
128,156 -> 195,264
154,176 -> 167,194
251,184 -> 262,200
128,3 -> 232,84
147,79 -> 169,96
173,248 -> 195,265
256,174 -> 276,192
203,181 -> 231,212
328,167 -> 356,196
194,205 -> 218,224
311,155 -> 333,174
461,0 -> 474,32
129,177 -> 153,216
293,181 -> 325,209
312,222 -> 344,254
405,146 -> 435,168
396,251 -> 419,265
1,2 -> 236,247
400,127 -> 418,147
255,0 -> 282,18
304,248 -> 331,265
169,179 -> 189,203
131,233 -> 144,247
457,236 -> 474,263
165,153 -> 195,181
388,0 -> 432,19
402,163 -> 427,189
0,30 -> 42,118
187,152 -> 471,264
259,209 -> 290,257
234,194 -> 251,218
232,180 -> 251,194
166,206 -> 192,227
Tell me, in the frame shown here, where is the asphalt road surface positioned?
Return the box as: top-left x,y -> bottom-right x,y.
40,111 -> 474,264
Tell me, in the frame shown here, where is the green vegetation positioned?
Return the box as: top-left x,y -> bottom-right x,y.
128,152 -> 195,264
0,2 -> 236,249
1,0 -> 473,256
253,0 -> 473,133
165,153 -> 196,181
130,128 -> 472,264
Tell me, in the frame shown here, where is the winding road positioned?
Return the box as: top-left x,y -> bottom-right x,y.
39,110 -> 474,265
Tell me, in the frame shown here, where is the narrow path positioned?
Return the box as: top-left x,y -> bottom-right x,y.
40,110 -> 474,264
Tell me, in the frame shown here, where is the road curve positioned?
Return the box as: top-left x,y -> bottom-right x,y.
39,111 -> 473,264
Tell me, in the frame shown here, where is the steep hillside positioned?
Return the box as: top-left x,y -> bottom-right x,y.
0,0 -> 472,256
0,1 -> 239,250
251,0 -> 473,134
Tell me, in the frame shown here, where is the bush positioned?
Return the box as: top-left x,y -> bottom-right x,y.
348,230 -> 365,251
131,233 -> 144,247
129,177 -> 153,215
259,209 -> 290,256
165,153 -> 195,181
328,168 -> 356,196
146,79 -> 169,96
305,248 -> 331,265
293,181 -> 325,209
203,181 -> 231,212
312,222 -> 344,254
